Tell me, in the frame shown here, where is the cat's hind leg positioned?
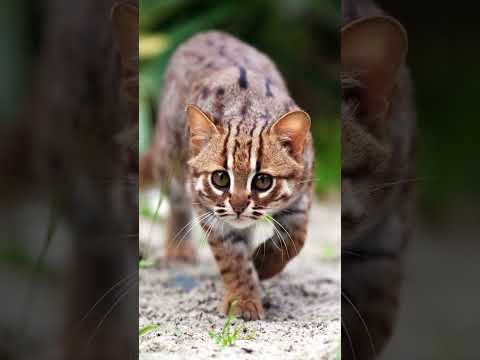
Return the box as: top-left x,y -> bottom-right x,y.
164,179 -> 196,263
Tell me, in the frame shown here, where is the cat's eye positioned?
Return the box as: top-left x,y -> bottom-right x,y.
211,171 -> 230,189
252,173 -> 273,191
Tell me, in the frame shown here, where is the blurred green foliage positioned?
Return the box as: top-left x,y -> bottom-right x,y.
140,0 -> 340,195
0,1 -> 34,121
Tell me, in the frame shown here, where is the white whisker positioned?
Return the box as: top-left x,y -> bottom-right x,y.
270,216 -> 297,256
368,177 -> 426,194
265,218 -> 287,262
341,317 -> 356,360
173,212 -> 211,251
342,290 -> 376,357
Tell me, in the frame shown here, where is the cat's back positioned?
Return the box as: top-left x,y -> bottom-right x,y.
165,31 -> 285,90
154,31 -> 293,160
157,31 -> 289,124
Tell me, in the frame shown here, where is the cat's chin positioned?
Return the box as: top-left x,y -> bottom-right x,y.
224,217 -> 256,230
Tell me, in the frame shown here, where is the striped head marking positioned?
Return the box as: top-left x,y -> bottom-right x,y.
186,104 -> 311,229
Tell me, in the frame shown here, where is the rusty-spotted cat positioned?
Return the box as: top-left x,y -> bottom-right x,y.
141,31 -> 314,320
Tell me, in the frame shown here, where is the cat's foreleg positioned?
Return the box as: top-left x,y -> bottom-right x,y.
206,228 -> 265,321
253,195 -> 311,280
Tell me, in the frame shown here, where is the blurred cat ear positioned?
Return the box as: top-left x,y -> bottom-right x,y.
186,105 -> 219,155
270,110 -> 311,157
111,2 -> 138,62
342,16 -> 408,125
111,1 -> 138,101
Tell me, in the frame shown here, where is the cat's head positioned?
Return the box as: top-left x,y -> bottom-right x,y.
341,16 -> 408,241
186,104 -> 311,229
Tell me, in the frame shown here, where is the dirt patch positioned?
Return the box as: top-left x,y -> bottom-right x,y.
139,196 -> 340,359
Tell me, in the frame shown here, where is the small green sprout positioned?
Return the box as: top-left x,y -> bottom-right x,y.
208,301 -> 240,347
139,324 -> 160,337
139,204 -> 158,219
321,243 -> 337,260
139,259 -> 155,269
208,301 -> 257,347
334,337 -> 341,360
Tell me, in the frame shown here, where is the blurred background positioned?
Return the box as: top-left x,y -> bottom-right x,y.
139,0 -> 341,199
1,1 -> 138,359
15,0 -> 480,358
375,1 -> 480,359
0,5 -> 47,356
0,1 -> 38,122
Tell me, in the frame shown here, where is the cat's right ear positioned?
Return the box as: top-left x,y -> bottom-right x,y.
342,16 -> 408,127
186,105 -> 219,155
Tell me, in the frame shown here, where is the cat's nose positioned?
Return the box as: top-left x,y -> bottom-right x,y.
231,203 -> 248,215
229,197 -> 248,215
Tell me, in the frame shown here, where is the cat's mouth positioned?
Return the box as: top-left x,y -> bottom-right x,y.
221,215 -> 256,229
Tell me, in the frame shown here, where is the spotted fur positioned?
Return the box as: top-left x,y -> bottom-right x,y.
141,31 -> 314,320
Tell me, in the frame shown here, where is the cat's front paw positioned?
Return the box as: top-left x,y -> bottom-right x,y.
221,297 -> 265,321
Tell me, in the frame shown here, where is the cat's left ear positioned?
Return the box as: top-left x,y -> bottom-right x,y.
111,1 -> 138,101
186,105 -> 220,155
270,110 -> 311,157
111,1 -> 138,62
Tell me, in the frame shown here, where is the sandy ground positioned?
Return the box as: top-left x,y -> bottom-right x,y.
139,194 -> 341,360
